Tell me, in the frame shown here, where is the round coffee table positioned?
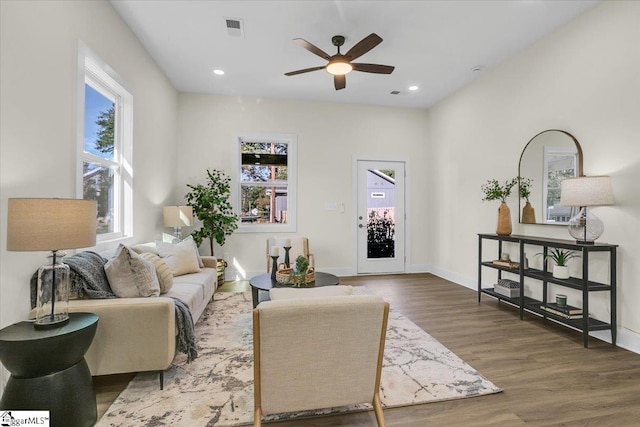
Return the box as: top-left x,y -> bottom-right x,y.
249,272 -> 340,308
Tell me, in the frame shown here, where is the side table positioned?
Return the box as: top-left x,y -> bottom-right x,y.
0,312 -> 99,427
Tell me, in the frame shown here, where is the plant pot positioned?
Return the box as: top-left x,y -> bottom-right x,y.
496,202 -> 512,236
521,202 -> 536,224
553,265 -> 570,279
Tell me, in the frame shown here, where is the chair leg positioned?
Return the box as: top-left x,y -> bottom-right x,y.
159,370 -> 164,390
254,407 -> 262,427
373,393 -> 385,427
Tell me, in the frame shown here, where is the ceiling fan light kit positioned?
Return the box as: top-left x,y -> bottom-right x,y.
285,33 -> 394,90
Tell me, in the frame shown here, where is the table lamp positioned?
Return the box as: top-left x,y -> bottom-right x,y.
163,205 -> 193,241
7,198 -> 97,328
560,176 -> 614,244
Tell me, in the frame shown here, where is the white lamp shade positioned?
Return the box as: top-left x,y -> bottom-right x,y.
163,206 -> 193,227
560,176 -> 614,207
7,198 -> 97,251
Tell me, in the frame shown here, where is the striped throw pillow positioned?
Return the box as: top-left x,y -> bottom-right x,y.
140,252 -> 174,294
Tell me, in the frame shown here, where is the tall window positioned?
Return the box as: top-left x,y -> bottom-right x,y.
235,134 -> 297,232
78,48 -> 133,241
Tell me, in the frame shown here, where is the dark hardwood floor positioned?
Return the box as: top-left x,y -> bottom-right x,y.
94,274 -> 640,426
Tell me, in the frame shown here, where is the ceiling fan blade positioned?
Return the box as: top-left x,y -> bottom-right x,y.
334,74 -> 346,90
284,66 -> 326,76
345,33 -> 383,60
352,63 -> 395,74
293,38 -> 331,60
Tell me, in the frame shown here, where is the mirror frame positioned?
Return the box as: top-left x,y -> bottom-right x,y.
518,129 -> 583,225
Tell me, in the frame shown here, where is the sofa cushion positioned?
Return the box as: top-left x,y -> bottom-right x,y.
269,285 -> 353,301
139,252 -> 174,294
104,244 -> 160,298
183,235 -> 204,268
156,239 -> 201,276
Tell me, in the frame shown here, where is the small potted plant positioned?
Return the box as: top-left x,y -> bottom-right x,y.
289,255 -> 311,287
538,248 -> 579,279
481,178 -> 517,236
518,177 -> 535,223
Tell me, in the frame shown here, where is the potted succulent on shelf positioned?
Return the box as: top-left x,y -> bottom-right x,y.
481,178 -> 517,236
518,177 -> 535,224
538,248 -> 579,279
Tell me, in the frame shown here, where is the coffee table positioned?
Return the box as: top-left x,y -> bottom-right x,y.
249,271 -> 340,308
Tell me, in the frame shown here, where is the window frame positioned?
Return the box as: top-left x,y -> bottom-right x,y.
233,133 -> 297,233
76,42 -> 133,243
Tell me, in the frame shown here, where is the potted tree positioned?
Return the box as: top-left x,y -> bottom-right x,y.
185,169 -> 238,256
519,177 -> 535,224
538,248 -> 579,279
481,178 -> 517,236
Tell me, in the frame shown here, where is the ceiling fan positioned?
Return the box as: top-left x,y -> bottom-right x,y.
285,33 -> 395,90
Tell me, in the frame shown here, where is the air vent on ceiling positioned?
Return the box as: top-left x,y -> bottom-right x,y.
225,18 -> 244,38
390,91 -> 401,95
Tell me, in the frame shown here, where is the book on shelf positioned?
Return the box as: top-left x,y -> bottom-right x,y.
492,260 -> 520,269
493,285 -> 519,298
539,305 -> 584,319
544,302 -> 583,315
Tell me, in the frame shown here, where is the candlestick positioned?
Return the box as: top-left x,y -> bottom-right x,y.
283,246 -> 292,268
270,255 -> 279,280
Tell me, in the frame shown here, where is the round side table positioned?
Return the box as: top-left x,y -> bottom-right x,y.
0,312 -> 99,427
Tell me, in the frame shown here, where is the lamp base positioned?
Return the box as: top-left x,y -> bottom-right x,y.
574,240 -> 596,245
567,207 -> 604,244
34,314 -> 69,329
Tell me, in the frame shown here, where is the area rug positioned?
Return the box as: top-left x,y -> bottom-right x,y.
97,289 -> 502,426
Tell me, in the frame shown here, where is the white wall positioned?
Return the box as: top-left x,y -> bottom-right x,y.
426,1 -> 640,352
0,0 -> 178,341
176,94 -> 429,278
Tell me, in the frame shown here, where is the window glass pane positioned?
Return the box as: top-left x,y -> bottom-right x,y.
240,185 -> 288,224
83,162 -> 114,234
240,141 -> 288,182
84,84 -> 115,161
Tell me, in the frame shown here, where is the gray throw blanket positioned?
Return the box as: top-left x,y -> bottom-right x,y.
30,251 -> 197,361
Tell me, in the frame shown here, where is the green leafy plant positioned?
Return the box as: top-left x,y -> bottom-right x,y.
537,248 -> 579,267
185,169 -> 238,256
518,177 -> 533,202
289,255 -> 310,287
481,178 -> 517,202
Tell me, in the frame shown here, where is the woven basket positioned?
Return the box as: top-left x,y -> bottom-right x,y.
275,267 -> 315,285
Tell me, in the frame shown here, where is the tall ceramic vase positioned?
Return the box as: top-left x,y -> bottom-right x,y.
496,201 -> 512,236
522,202 -> 536,224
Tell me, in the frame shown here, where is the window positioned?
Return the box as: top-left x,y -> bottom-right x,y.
234,134 -> 297,232
542,146 -> 578,223
77,46 -> 133,241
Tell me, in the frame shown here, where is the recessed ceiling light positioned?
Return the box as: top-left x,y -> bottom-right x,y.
213,69 -> 225,75
472,66 -> 482,72
408,86 -> 419,91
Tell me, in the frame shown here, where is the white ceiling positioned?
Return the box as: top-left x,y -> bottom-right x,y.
110,0 -> 599,109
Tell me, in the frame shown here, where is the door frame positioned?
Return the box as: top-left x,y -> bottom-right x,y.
352,156 -> 411,275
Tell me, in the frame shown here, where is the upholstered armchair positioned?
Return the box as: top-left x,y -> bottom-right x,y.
265,236 -> 315,272
252,295 -> 389,426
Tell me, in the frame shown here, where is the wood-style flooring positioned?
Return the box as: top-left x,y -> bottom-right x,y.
94,274 -> 640,426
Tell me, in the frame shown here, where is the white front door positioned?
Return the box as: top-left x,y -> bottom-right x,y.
356,160 -> 405,274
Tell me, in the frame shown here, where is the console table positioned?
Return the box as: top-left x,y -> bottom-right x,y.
0,312 -> 99,426
478,234 -> 617,347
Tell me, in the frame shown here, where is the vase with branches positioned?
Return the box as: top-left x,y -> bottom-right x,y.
185,169 -> 238,256
518,177 -> 535,223
481,178 -> 517,236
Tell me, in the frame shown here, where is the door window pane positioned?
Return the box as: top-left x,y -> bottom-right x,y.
366,169 -> 396,258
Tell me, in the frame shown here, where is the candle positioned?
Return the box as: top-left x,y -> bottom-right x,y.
282,238 -> 291,247
270,246 -> 280,257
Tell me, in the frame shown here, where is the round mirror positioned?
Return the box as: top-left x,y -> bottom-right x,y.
518,130 -> 583,225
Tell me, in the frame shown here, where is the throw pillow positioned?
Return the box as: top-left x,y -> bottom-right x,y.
104,244 -> 160,298
183,235 -> 204,268
139,252 -> 174,294
130,242 -> 159,255
269,285 -> 353,301
155,239 -> 201,276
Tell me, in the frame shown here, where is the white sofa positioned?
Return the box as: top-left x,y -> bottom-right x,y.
31,244 -> 218,384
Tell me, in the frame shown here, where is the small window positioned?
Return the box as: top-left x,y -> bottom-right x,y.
77,45 -> 133,241
234,134 -> 297,232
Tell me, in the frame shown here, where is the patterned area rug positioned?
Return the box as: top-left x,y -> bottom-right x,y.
97,289 -> 502,426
